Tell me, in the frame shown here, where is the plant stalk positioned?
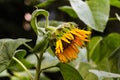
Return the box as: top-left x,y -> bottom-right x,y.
41,65 -> 56,72
34,52 -> 44,80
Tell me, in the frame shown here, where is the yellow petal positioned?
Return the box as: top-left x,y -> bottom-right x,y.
56,39 -> 63,53
61,37 -> 70,43
70,30 -> 84,39
69,46 -> 77,59
74,28 -> 91,38
56,40 -> 60,49
75,40 -> 83,46
55,48 -> 60,54
59,40 -> 63,53
63,48 -> 72,60
71,44 -> 79,54
63,46 -> 77,60
64,33 -> 74,40
57,53 -> 68,63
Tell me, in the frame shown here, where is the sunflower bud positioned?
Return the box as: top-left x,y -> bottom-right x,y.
50,22 -> 91,63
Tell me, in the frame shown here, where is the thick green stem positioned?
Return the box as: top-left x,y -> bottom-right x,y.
12,56 -> 33,80
34,52 -> 44,80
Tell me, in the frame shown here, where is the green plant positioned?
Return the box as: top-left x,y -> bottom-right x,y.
1,0 -> 120,80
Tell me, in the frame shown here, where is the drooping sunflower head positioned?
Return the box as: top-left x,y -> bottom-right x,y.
51,22 -> 91,63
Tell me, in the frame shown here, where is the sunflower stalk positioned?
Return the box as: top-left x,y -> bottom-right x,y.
34,52 -> 44,80
30,9 -> 50,80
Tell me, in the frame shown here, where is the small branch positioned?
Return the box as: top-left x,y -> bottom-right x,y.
41,65 -> 56,72
23,43 -> 33,51
12,56 -> 33,80
109,18 -> 118,21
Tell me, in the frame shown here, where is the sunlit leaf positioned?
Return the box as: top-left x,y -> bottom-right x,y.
57,63 -> 83,80
69,0 -> 110,32
0,39 -> 31,72
0,70 -> 10,77
78,62 -> 98,80
11,71 -> 31,80
41,52 -> 59,71
89,69 -> 120,79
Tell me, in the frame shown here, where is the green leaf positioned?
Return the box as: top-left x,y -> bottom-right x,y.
26,51 -> 59,72
14,50 -> 26,59
78,62 -> 98,80
109,46 -> 120,73
89,69 -> 120,79
88,36 -> 103,58
11,70 -> 50,80
8,50 -> 34,71
35,0 -> 55,8
11,71 -> 31,80
90,33 -> 120,63
57,63 -> 83,80
110,0 -> 120,8
41,52 -> 59,71
69,0 -> 110,32
104,33 -> 120,54
0,39 -> 31,72
59,6 -> 78,18
0,70 -> 10,77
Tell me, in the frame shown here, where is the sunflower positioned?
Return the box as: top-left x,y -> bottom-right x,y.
53,22 -> 91,63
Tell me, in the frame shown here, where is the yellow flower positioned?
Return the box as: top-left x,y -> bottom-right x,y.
54,22 -> 91,63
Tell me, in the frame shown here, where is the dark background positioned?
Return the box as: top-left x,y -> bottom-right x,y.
0,0 -> 120,39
